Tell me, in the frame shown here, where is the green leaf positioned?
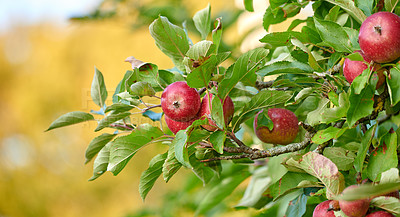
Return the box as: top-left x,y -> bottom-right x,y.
257,61 -> 314,76
385,0 -> 399,12
107,124 -> 164,175
139,152 -> 167,200
195,172 -> 251,216
232,90 -> 292,131
89,143 -> 111,181
189,148 -> 215,185
162,143 -> 182,183
269,172 -> 320,199
346,85 -> 375,127
135,63 -> 169,91
186,40 -> 214,60
312,127 -> 346,144
313,17 -> 353,53
236,167 -> 272,208
256,110 -> 274,131
380,168 -> 400,184
173,130 -> 191,168
193,4 -> 211,40
130,81 -> 156,97
94,111 -> 131,132
325,5 -> 341,21
46,111 -> 94,131
371,196 -> 400,215
354,125 -> 376,172
285,194 -> 307,217
244,0 -> 254,11
209,131 -> 226,154
323,147 -> 356,171
356,0 -> 374,16
112,70 -> 134,103
85,133 -> 116,164
388,65 -> 400,106
287,152 -> 345,199
218,47 -> 269,100
149,16 -> 189,71
104,103 -> 134,114
306,98 -> 330,126
324,0 -> 367,24
212,18 -> 222,53
335,182 -> 400,201
91,67 -> 108,108
290,38 -> 323,71
367,132 -> 398,182
259,32 -> 292,48
186,55 -> 217,88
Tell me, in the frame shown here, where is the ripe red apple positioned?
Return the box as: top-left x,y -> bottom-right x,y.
339,185 -> 370,217
198,93 -> 234,131
253,108 -> 299,145
343,50 -> 385,88
359,12 -> 400,63
384,190 -> 400,199
161,81 -> 201,122
365,211 -> 395,217
165,115 -> 197,134
313,200 -> 337,217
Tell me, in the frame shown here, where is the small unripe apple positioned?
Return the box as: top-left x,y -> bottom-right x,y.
313,200 -> 337,217
198,93 -> 234,131
343,50 -> 385,88
339,185 -> 370,217
161,81 -> 201,122
359,12 -> 400,63
365,211 -> 395,217
253,108 -> 299,145
165,115 -> 197,134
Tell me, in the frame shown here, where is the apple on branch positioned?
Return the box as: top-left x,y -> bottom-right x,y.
338,185 -> 370,217
359,12 -> 400,63
313,200 -> 338,217
253,108 -> 299,145
343,50 -> 385,88
161,81 -> 201,122
365,211 -> 395,217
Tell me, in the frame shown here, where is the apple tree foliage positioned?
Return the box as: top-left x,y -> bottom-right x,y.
48,0 -> 400,216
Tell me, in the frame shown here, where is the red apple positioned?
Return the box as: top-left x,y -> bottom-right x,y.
198,93 -> 234,131
359,12 -> 400,63
339,185 -> 370,217
165,115 -> 197,134
253,108 -> 299,145
313,200 -> 337,217
161,81 -> 201,122
384,190 -> 400,199
365,211 -> 395,217
343,50 -> 385,88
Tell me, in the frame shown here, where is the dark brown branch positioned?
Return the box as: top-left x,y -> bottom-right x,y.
142,104 -> 161,112
201,132 -> 313,162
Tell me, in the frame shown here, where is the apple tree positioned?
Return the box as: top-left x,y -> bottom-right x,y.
48,0 -> 400,216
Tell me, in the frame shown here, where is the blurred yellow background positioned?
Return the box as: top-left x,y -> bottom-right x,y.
0,0 -> 310,216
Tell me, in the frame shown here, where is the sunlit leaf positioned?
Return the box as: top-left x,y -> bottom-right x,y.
257,61 -> 313,76
91,67 -> 108,108
371,196 -> 400,215
149,16 -> 189,71
173,130 -> 191,168
130,81 -> 156,97
323,147 -> 356,171
209,130 -> 226,154
163,143 -> 182,183
193,4 -> 211,40
107,124 -> 164,175
94,111 -> 131,132
346,85 -> 374,127
312,127 -> 346,144
139,152 -> 167,200
46,111 -> 94,131
89,143 -> 111,181
354,125 -> 376,172
324,0 -> 367,24
85,133 -> 116,164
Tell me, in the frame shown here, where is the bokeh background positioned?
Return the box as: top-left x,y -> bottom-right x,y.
0,0 -> 311,216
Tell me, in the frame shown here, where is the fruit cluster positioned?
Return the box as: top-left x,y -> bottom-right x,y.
313,185 -> 399,217
161,81 -> 234,134
343,12 -> 400,87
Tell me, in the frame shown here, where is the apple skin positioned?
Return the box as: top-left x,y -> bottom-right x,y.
198,93 -> 234,131
359,12 -> 400,63
161,81 -> 201,122
253,108 -> 299,145
343,50 -> 385,88
339,185 -> 370,217
312,200 -> 336,217
365,211 -> 395,217
165,115 -> 197,134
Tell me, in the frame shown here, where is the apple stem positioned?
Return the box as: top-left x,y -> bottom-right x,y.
173,101 -> 180,108
374,25 -> 382,35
